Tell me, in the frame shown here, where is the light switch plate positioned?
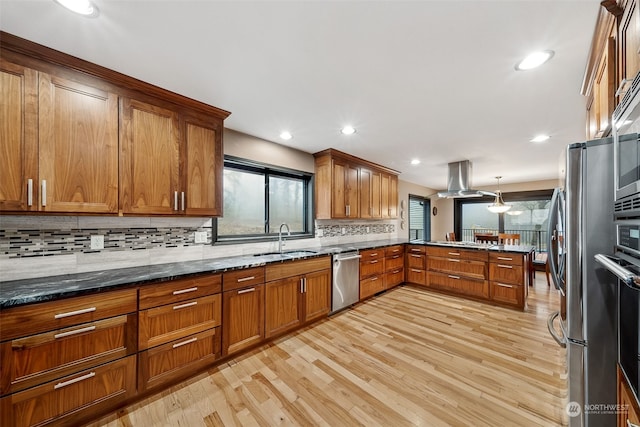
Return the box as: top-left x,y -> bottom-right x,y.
90,235 -> 104,250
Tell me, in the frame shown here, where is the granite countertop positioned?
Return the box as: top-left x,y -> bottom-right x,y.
411,240 -> 536,254
0,238 -> 409,309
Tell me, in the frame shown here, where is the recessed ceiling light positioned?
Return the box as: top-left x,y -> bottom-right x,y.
530,134 -> 550,143
411,159 -> 421,165
54,0 -> 100,17
279,131 -> 292,140
515,50 -> 554,71
340,126 -> 356,135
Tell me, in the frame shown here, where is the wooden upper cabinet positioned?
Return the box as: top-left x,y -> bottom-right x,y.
120,98 -> 180,215
39,73 -> 119,213
0,60 -> 37,212
314,148 -> 399,220
619,0 -> 640,90
184,116 -> 223,216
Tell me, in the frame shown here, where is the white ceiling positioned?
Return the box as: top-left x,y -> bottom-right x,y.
0,0 -> 601,190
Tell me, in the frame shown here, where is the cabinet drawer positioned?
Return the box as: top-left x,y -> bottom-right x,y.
489,263 -> 524,285
385,245 -> 404,257
0,355 -> 136,427
385,268 -> 404,288
0,288 -> 137,341
406,245 -> 426,255
360,258 -> 385,278
385,254 -> 404,271
223,267 -> 265,292
427,247 -> 489,262
407,253 -> 426,269
0,314 -> 136,396
406,268 -> 426,286
139,274 -> 221,310
489,252 -> 523,266
138,327 -> 220,392
429,256 -> 487,280
429,271 -> 489,299
139,294 -> 221,350
490,281 -> 523,306
360,249 -> 384,261
360,275 -> 385,300
265,256 -> 331,282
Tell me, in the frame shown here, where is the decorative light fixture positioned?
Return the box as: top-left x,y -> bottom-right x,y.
54,0 -> 100,17
515,50 -> 554,71
279,131 -> 292,140
487,176 -> 511,213
340,126 -> 356,135
506,210 -> 523,216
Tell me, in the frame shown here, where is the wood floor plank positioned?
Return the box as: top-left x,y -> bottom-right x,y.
88,276 -> 567,426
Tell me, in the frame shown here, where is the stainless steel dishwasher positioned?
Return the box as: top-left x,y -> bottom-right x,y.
331,250 -> 361,313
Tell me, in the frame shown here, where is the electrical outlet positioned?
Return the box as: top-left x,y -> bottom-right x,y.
90,235 -> 104,250
316,229 -> 324,237
341,227 -> 346,235
194,231 -> 208,243
366,226 -> 370,233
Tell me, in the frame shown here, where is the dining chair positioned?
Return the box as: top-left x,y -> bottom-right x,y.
474,233 -> 499,244
498,233 -> 520,245
446,232 -> 456,242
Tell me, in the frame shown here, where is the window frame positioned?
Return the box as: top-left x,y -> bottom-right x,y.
408,194 -> 431,242
213,156 -> 314,244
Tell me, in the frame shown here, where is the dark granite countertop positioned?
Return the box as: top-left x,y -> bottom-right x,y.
0,239 -> 409,309
410,240 -> 536,254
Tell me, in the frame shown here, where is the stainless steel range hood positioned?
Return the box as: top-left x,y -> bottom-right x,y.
436,160 -> 496,198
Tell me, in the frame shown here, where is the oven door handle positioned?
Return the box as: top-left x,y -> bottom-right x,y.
547,311 -> 567,348
594,254 -> 638,287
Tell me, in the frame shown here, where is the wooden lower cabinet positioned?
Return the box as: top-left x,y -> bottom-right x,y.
619,366 -> 640,427
490,281 -> 524,306
428,271 -> 489,299
222,284 -> 265,356
360,275 -> 385,300
138,328 -> 220,392
0,355 -> 136,427
405,245 -> 426,286
489,252 -> 527,309
302,268 -> 331,323
265,276 -> 303,338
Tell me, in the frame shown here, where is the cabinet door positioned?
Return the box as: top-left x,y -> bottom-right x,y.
381,173 -> 390,218
593,37 -> 615,136
303,269 -> 331,323
121,98 -> 180,214
265,276 -> 302,338
222,284 -> 264,356
38,73 -> 118,213
184,116 -> 223,216
331,159 -> 348,218
346,164 -> 360,218
371,170 -> 382,218
619,0 -> 640,91
0,60 -> 38,212
359,168 -> 372,219
388,174 -> 398,218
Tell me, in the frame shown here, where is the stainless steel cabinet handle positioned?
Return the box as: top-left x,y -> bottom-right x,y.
41,180 -> 47,206
411,254 -> 421,258
181,191 -> 185,211
237,276 -> 256,282
497,257 -> 513,261
495,282 -> 514,288
392,269 -> 402,274
392,255 -> 401,259
336,255 -> 362,261
411,268 -> 422,273
300,278 -> 304,293
54,325 -> 96,339
447,258 -> 461,263
173,287 -> 198,295
497,264 -> 513,269
54,372 -> 95,390
370,260 -> 378,264
173,337 -> 198,349
627,419 -> 640,427
303,278 -> 307,293
371,277 -> 378,281
346,205 -> 350,216
448,252 -> 460,256
448,275 -> 460,280
174,191 -> 178,210
547,311 -> 567,348
238,287 -> 256,294
173,301 -> 197,310
410,248 -> 421,252
370,253 -> 378,257
54,307 -> 96,319
27,179 -> 33,206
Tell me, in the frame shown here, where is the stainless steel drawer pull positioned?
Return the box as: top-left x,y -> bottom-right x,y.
173,301 -> 197,310
370,260 -> 379,264
27,179 -> 33,206
448,275 -> 460,280
173,337 -> 198,349
371,277 -> 378,281
41,180 -> 47,206
411,268 -> 422,273
54,372 -> 95,390
174,191 -> 178,211
447,258 -> 461,263
370,253 -> 378,257
392,255 -> 401,259
495,283 -> 514,288
497,264 -> 513,269
411,254 -> 421,258
410,248 -> 421,252
392,249 -> 400,252
173,287 -> 198,295
448,252 -> 460,256
181,191 -> 185,211
237,276 -> 256,282
392,269 -> 402,274
238,287 -> 256,294
54,307 -> 96,319
497,257 -> 513,261
54,326 -> 96,339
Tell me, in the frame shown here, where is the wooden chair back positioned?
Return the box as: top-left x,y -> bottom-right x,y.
498,233 -> 520,245
474,233 -> 499,244
446,232 -> 456,242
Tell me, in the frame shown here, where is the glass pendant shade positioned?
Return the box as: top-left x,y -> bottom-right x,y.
487,177 -> 511,213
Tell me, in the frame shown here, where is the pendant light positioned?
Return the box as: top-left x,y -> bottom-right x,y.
487,176 -> 511,213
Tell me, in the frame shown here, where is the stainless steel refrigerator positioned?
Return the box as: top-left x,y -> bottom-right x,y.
547,137 -> 618,426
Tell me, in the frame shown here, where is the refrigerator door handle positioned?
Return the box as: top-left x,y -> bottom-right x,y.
594,254 -> 639,287
547,311 -> 567,348
547,188 -> 566,295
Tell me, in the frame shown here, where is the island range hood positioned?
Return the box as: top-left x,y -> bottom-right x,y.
437,160 -> 496,198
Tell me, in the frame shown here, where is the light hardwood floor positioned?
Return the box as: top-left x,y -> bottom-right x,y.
90,276 -> 567,426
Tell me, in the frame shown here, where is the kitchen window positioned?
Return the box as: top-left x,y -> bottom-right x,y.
408,195 -> 431,241
214,156 -> 313,243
